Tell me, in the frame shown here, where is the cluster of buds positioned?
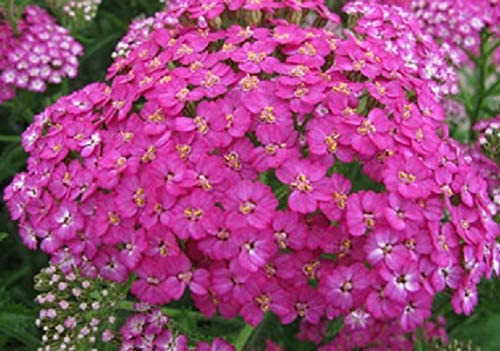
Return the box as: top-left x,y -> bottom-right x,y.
0,5 -> 83,103
46,0 -> 102,28
34,264 -> 124,351
429,338 -> 481,351
471,117 -> 500,215
475,117 -> 500,165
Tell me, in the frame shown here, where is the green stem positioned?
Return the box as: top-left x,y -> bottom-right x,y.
484,78 -> 500,98
233,323 -> 255,351
6,0 -> 19,35
0,135 -> 21,143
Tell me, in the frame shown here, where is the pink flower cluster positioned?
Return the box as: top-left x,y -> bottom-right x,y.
4,0 -> 499,347
317,316 -> 447,350
0,5 -> 83,103
344,1 -> 459,97
112,11 -> 176,60
410,0 -> 500,66
120,307 -> 235,351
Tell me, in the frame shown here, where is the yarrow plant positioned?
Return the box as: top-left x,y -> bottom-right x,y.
3,0 -> 500,349
0,4 -> 83,103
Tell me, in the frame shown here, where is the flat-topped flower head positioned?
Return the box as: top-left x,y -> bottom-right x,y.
4,1 -> 499,347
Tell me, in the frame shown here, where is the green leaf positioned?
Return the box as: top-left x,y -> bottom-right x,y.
0,233 -> 7,242
324,317 -> 343,342
0,288 -> 39,348
0,144 -> 27,183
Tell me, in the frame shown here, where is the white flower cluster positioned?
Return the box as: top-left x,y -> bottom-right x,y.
34,265 -> 123,351
46,0 -> 102,25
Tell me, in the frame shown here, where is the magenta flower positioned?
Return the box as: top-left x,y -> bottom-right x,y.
149,151 -> 197,196
240,278 -> 291,326
223,180 -> 278,229
276,159 -> 330,214
270,211 -> 307,250
451,282 -> 478,316
155,330 -> 188,351
384,154 -> 434,199
162,254 -> 194,301
384,193 -> 424,231
190,63 -> 238,99
115,175 -> 149,218
171,190 -> 216,240
176,100 -> 231,148
234,228 -> 277,272
321,263 -> 371,312
281,285 -> 325,325
131,257 -> 171,305
318,174 -> 352,221
363,230 -> 407,268
218,91 -> 251,138
431,260 -> 464,292
400,292 -> 432,331
198,208 -> 241,260
53,201 -> 84,241
338,108 -> 392,157
231,40 -> 280,74
194,338 -> 235,351
93,247 -> 129,283
252,127 -> 299,172
365,278 -> 401,320
307,116 -> 353,162
380,262 -> 420,303
346,191 -> 385,236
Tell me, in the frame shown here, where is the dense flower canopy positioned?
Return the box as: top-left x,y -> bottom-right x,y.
4,0 -> 500,350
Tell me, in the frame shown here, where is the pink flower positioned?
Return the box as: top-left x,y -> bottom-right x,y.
346,191 -> 385,236
235,228 -> 277,272
400,292 -> 432,331
231,40 -> 280,74
131,257 -> 171,305
363,230 -> 407,268
384,154 -> 434,199
318,174 -> 352,221
223,180 -> 278,229
321,263 -> 370,313
270,211 -> 307,250
194,338 -> 235,351
339,108 -> 392,157
197,208 -> 241,260
276,159 -> 330,214
380,262 -> 420,303
171,190 -> 216,240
